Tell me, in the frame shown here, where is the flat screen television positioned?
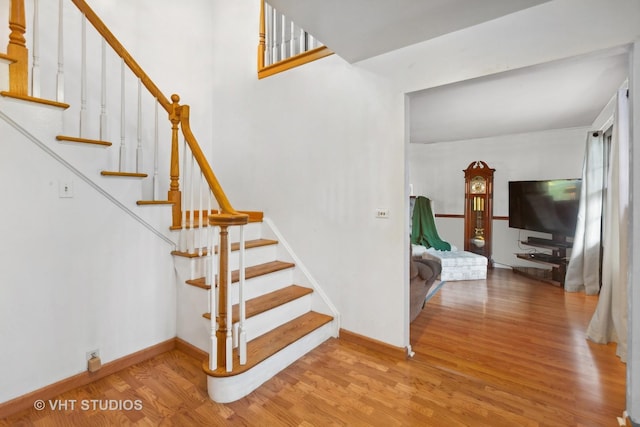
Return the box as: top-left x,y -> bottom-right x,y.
508,179 -> 581,238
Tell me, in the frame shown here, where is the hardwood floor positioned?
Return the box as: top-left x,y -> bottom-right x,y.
0,269 -> 626,426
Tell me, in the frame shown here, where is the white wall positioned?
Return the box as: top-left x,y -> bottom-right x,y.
0,117 -> 176,403
0,0 -> 217,404
205,1 -> 408,347
408,127 -> 587,266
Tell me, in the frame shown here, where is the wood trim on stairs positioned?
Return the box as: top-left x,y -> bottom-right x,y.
100,171 -> 148,178
172,238 -> 278,258
202,312 -> 333,377
203,284 -> 313,323
136,200 -> 175,206
339,328 -> 407,360
0,338 -> 175,419
184,260 -> 295,290
56,135 -> 112,146
1,91 -> 70,109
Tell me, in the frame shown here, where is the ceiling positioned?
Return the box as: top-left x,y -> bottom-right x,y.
409,49 -> 629,143
268,0 -> 631,143
267,0 -> 552,63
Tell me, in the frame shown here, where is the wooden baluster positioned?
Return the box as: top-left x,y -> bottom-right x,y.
168,94 -> 182,228
7,0 -> 28,95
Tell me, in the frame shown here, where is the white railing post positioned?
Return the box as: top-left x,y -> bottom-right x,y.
208,225 -> 218,371
31,0 -> 40,98
56,0 -> 64,102
270,7 -> 277,63
136,79 -> 143,173
197,172 -> 204,257
225,232 -> 233,372
79,14 -> 87,137
180,138 -> 188,252
238,224 -> 247,365
153,99 -> 159,200
118,59 -> 126,171
188,155 -> 195,253
99,39 -> 108,141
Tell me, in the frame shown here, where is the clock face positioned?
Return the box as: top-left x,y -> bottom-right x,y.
470,176 -> 486,194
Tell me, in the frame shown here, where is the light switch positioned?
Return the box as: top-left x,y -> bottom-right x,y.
59,180 -> 73,198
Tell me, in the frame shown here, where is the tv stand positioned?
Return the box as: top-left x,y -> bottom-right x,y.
514,236 -> 572,287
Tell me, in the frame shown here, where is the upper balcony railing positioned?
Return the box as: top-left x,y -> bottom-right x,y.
258,1 -> 332,79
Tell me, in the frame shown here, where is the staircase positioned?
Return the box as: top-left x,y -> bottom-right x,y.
174,218 -> 336,402
0,0 -> 337,404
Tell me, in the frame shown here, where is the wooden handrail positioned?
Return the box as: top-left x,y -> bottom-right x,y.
70,0 -> 171,113
69,0 -> 244,224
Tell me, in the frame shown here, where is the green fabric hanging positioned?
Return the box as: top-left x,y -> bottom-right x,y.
411,196 -> 451,251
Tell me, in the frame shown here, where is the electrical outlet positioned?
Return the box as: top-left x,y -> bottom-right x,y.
375,208 -> 390,219
59,180 -> 73,198
86,349 -> 100,361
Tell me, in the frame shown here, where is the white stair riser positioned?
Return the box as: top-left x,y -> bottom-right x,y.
226,245 -> 278,272
206,320 -> 335,403
210,293 -> 312,346
219,268 -> 294,304
226,222 -> 262,242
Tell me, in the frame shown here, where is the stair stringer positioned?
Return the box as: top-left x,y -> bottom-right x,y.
261,217 -> 341,335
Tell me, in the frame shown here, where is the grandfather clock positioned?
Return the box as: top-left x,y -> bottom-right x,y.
464,161 -> 495,265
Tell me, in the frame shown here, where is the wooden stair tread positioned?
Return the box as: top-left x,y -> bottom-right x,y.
56,135 -> 112,146
136,200 -> 174,205
101,171 -> 148,178
203,284 -> 313,323
202,311 -> 333,377
172,238 -> 278,258
185,260 -> 295,290
0,91 -> 70,109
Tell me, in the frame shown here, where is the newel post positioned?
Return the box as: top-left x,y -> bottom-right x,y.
168,94 -> 182,228
210,213 -> 249,371
7,0 -> 29,95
